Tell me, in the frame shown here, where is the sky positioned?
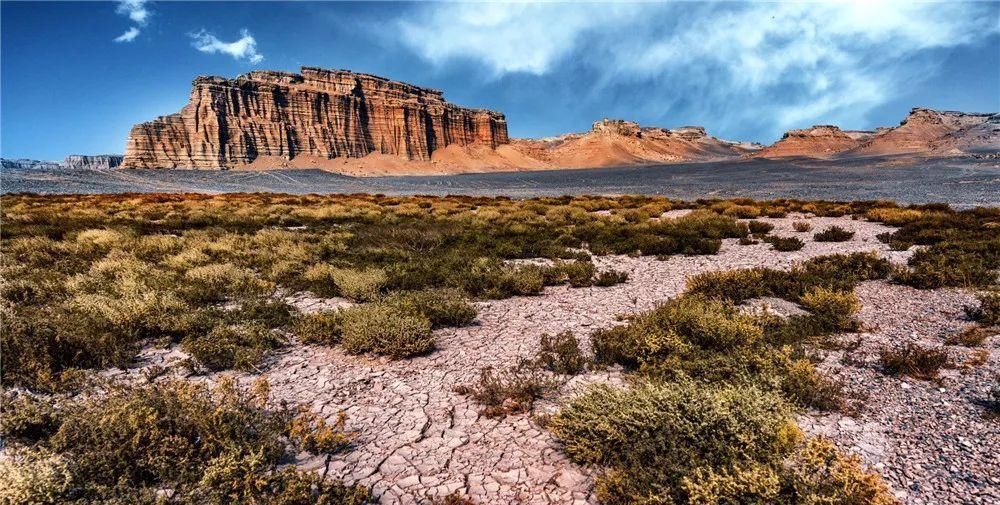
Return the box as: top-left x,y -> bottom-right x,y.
2,1 -> 999,160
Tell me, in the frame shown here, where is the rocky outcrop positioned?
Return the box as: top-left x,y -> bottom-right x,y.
63,155 -> 123,170
852,108 -> 998,156
122,67 -> 509,169
752,125 -> 871,159
1,158 -> 61,170
592,119 -> 642,137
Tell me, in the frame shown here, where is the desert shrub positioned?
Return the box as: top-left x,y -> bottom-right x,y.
792,221 -> 812,232
781,360 -> 845,412
785,437 -> 899,505
384,288 -> 477,328
339,304 -> 434,358
537,331 -> 587,374
723,205 -> 761,219
592,296 -> 763,370
594,269 -> 629,287
945,326 -> 992,347
454,361 -> 558,417
0,394 -> 61,443
550,381 -> 797,504
181,323 -> 282,372
544,260 -> 597,287
183,262 -> 273,302
738,236 -> 758,246
814,226 -> 855,242
797,287 -> 860,332
964,291 -> 1000,326
880,344 -> 949,380
764,235 -> 805,252
747,220 -> 774,235
865,207 -> 924,226
0,449 -> 75,505
1,380 -> 369,504
288,409 -> 352,454
294,311 -> 344,345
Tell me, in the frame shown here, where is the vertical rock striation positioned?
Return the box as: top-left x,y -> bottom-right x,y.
122,67 -> 509,169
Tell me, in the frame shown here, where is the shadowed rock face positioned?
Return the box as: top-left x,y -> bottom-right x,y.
122,67 -> 509,169
63,155 -> 123,170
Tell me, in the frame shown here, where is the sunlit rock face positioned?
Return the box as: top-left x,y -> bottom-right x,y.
122,67 -> 509,169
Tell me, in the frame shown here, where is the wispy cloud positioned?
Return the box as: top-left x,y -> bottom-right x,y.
190,28 -> 264,64
113,0 -> 149,43
114,26 -> 140,43
396,1 -> 999,137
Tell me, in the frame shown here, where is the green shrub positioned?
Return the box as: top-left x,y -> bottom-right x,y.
332,267 -> 388,302
339,304 -> 434,358
781,360 -> 845,412
181,323 -> 281,372
880,344 -> 949,380
965,291 -> 1000,326
550,381 -> 797,504
288,409 -> 352,454
784,438 -> 899,505
594,269 -> 629,287
764,236 -> 805,252
1,380 -> 369,504
747,221 -> 774,235
454,361 -> 557,417
814,226 -> 855,242
537,331 -> 587,374
295,311 -> 344,345
385,288 -> 477,328
798,287 -> 860,332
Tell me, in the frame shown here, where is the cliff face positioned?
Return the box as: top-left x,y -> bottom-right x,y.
122,67 -> 509,169
63,155 -> 123,170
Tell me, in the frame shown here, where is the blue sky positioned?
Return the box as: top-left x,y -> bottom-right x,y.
2,1 -> 999,160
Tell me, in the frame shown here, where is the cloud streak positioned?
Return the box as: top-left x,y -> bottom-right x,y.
190,28 -> 264,63
396,1 -> 999,137
114,26 -> 140,43
113,0 -> 149,43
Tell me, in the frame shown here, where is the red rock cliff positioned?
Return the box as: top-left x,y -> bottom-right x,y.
122,67 -> 509,169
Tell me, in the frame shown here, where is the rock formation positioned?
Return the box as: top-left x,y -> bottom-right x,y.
122,67 -> 509,169
1,158 -> 61,170
751,125 -> 872,159
63,155 -> 124,170
851,108 -> 998,156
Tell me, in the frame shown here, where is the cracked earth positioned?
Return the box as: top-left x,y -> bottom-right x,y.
120,215 -> 998,504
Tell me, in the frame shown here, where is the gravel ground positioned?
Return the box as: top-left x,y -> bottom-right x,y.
4,157 -> 999,207
110,215 -> 998,504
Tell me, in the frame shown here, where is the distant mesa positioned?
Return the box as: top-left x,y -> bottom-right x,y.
107,67 -> 998,174
1,155 -> 122,170
751,108 -> 999,160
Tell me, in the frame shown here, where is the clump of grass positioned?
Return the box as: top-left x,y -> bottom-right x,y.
763,235 -> 805,252
181,323 -> 282,372
880,343 -> 950,380
294,310 -> 344,345
537,331 -> 587,375
384,288 -> 477,328
594,269 -> 629,287
0,380 -> 369,504
965,291 -> 1000,326
339,304 -> 434,358
945,326 -> 992,347
814,226 -> 855,242
792,221 -> 812,232
747,220 -> 774,235
454,361 -> 558,417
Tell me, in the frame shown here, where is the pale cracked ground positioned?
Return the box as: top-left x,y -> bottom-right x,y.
123,215 -> 998,504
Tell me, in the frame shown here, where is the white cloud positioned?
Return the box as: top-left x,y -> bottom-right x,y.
114,26 -> 140,43
190,29 -> 264,64
116,0 -> 149,26
113,0 -> 148,43
396,1 -> 999,137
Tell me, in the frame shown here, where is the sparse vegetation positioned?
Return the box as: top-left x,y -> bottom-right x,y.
594,269 -> 629,287
965,291 -> 1000,326
763,235 -> 805,252
880,344 -> 950,380
537,331 -> 588,374
0,380 -> 369,504
792,221 -> 812,232
814,226 -> 855,242
454,360 -> 558,417
945,326 -> 992,347
748,220 -> 774,235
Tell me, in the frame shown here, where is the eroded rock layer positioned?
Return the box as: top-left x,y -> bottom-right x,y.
122,67 -> 509,169
752,125 -> 872,159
